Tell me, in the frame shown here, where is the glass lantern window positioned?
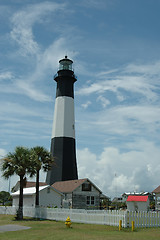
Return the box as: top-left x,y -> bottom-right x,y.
59,60 -> 73,70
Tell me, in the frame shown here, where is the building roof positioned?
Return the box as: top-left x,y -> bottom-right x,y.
52,178 -> 102,194
123,192 -> 149,196
127,195 -> 148,202
12,185 -> 49,196
11,185 -> 64,197
23,181 -> 47,188
152,185 -> 160,193
100,193 -> 110,200
52,179 -> 87,193
12,181 -> 47,192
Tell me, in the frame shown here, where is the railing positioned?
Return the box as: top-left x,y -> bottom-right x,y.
1,207 -> 160,228
54,71 -> 77,80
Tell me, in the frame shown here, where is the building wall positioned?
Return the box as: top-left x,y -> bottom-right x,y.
24,195 -> 35,207
12,187 -> 63,208
71,182 -> 101,209
127,200 -> 149,211
39,187 -> 63,208
12,195 -> 34,207
12,196 -> 19,207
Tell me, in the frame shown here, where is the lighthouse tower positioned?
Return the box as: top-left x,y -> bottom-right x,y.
46,56 -> 78,185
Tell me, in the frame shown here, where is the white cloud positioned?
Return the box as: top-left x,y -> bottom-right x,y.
77,140 -> 160,198
11,26 -> 39,56
0,100 -> 53,144
17,37 -> 75,101
16,80 -> 52,102
81,101 -> 92,109
76,103 -> 160,139
0,40 -> 69,102
117,93 -> 125,102
77,61 -> 160,103
77,82 -> 104,95
39,37 -> 70,72
97,95 -> 110,108
0,40 -> 70,102
0,102 -> 44,117
124,61 -> 160,76
97,69 -> 119,76
78,76 -> 158,102
0,72 -> 13,81
1,3 -> 86,103
10,2 -> 65,56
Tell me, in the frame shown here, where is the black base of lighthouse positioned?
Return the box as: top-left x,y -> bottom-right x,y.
46,137 -> 78,185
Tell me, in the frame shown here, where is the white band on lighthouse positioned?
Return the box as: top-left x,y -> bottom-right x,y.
52,96 -> 75,139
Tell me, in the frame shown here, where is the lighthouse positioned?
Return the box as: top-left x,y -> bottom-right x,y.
46,56 -> 78,185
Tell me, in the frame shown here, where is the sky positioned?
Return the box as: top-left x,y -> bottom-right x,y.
0,0 -> 160,199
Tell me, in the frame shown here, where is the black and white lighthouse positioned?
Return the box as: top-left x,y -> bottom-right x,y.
46,56 -> 78,185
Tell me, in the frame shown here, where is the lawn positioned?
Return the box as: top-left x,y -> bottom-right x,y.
0,214 -> 160,240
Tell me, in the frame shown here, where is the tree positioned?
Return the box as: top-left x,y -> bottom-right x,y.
0,191 -> 12,205
1,146 -> 32,220
30,146 -> 54,207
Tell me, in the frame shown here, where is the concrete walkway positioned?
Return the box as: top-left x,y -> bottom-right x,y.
0,224 -> 31,233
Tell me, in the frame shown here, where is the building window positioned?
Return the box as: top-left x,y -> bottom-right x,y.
157,197 -> 160,205
86,196 -> 95,205
118,198 -> 122,201
82,183 -> 91,191
87,196 -> 90,205
91,196 -> 94,205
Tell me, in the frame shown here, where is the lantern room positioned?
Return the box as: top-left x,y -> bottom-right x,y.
59,56 -> 73,71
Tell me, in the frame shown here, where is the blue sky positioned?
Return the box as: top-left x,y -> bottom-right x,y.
0,0 -> 160,198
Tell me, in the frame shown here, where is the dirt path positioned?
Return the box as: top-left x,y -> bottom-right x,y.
0,224 -> 31,232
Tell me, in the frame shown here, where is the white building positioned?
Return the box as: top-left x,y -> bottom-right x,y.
126,195 -> 150,211
12,185 -> 64,208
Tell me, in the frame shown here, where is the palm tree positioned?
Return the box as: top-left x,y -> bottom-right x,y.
30,146 -> 54,207
1,146 -> 32,220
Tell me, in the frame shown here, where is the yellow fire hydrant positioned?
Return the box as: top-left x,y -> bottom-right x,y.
65,216 -> 72,228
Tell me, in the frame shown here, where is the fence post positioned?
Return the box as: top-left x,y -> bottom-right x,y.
124,211 -> 129,228
119,220 -> 122,231
132,221 -> 135,231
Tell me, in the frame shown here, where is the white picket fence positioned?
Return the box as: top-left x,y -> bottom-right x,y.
1,206 -> 160,228
0,206 -> 127,227
127,210 -> 160,228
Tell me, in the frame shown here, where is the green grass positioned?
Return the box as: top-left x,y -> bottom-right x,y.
0,215 -> 160,240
